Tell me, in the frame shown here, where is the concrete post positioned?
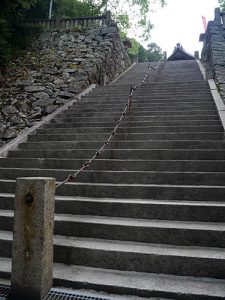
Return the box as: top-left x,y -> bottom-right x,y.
214,7 -> 221,25
194,51 -> 199,60
221,12 -> 225,28
163,51 -> 167,61
105,10 -> 112,26
11,177 -> 56,300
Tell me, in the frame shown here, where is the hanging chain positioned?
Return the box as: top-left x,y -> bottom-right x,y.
56,61 -> 162,189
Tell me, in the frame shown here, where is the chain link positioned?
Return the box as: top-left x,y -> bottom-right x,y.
56,61 -> 162,189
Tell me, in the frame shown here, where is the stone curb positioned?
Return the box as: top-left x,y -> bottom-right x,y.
196,59 -> 206,81
197,59 -> 225,131
0,84 -> 96,158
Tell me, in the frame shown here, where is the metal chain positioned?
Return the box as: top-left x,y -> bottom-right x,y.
56,61 -> 162,189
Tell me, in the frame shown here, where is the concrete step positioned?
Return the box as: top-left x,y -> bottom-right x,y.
50,115 -> 220,123
31,125 -> 225,136
19,139 -> 225,150
3,168 -> 225,186
1,180 -> 225,201
36,120 -> 223,132
1,194 -> 225,222
75,98 -> 214,105
46,115 -> 221,126
87,91 -> 212,97
2,158 -> 225,172
1,257 -> 225,299
53,111 -> 219,121
8,148 -> 225,160
77,98 -> 214,106
1,212 -> 225,247
26,132 -> 224,142
68,103 -> 216,110
33,126 -> 224,135
1,230 -> 225,278
56,111 -> 219,119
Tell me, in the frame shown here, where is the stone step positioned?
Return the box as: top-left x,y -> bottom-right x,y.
1,205 -> 225,248
92,83 -> 209,90
3,191 -> 225,224
88,90 -> 212,96
46,115 -> 220,125
78,98 -> 214,105
2,158 -> 225,172
83,94 -> 212,101
30,125 -> 224,137
19,139 -> 225,150
54,111 -> 218,120
1,180 -> 225,201
77,96 -> 213,103
37,120 -> 222,132
8,148 -> 225,160
89,84 -> 210,91
63,107 -> 217,116
57,110 -> 218,119
1,257 -> 225,299
50,115 -> 220,123
1,230 -> 225,278
1,213 -> 225,247
86,91 -> 212,97
3,168 -> 225,186
26,132 -> 224,142
1,194 -> 225,222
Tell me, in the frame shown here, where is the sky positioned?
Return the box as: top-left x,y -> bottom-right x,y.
147,0 -> 219,57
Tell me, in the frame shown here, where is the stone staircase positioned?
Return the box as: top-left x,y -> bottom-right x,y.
1,60 -> 225,299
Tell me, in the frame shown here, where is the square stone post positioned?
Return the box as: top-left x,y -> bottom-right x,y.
11,177 -> 56,300
194,51 -> 199,60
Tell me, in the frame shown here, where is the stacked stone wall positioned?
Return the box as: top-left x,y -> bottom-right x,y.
201,8 -> 225,101
0,21 -> 130,146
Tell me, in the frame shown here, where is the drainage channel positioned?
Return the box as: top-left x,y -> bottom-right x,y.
0,284 -> 119,300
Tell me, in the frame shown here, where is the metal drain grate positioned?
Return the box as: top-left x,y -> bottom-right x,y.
0,285 -> 118,300
44,289 -> 115,300
0,284 -> 10,299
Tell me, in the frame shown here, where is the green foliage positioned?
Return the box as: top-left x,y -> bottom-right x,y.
146,42 -> 163,61
104,0 -> 166,40
0,18 -> 12,66
219,0 -> 225,11
0,0 -> 38,66
127,38 -> 163,62
52,0 -> 101,18
0,0 -> 166,66
27,0 -> 102,19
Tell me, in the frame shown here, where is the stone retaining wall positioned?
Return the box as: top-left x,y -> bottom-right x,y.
201,8 -> 225,102
0,20 -> 130,147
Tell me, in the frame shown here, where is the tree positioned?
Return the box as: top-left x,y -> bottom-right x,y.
146,42 -> 163,62
28,0 -> 166,39
219,0 -> 225,11
0,0 -> 166,66
126,37 -> 163,62
93,0 -> 166,40
0,0 -> 39,66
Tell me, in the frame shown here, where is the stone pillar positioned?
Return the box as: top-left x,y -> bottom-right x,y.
214,7 -> 221,25
221,12 -> 225,28
163,51 -> 167,61
11,177 -> 56,300
194,51 -> 199,60
105,10 -> 112,26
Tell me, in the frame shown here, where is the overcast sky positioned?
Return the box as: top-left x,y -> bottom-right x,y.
146,0 -> 219,57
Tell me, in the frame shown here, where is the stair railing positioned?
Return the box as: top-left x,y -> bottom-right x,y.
56,60 -> 162,189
